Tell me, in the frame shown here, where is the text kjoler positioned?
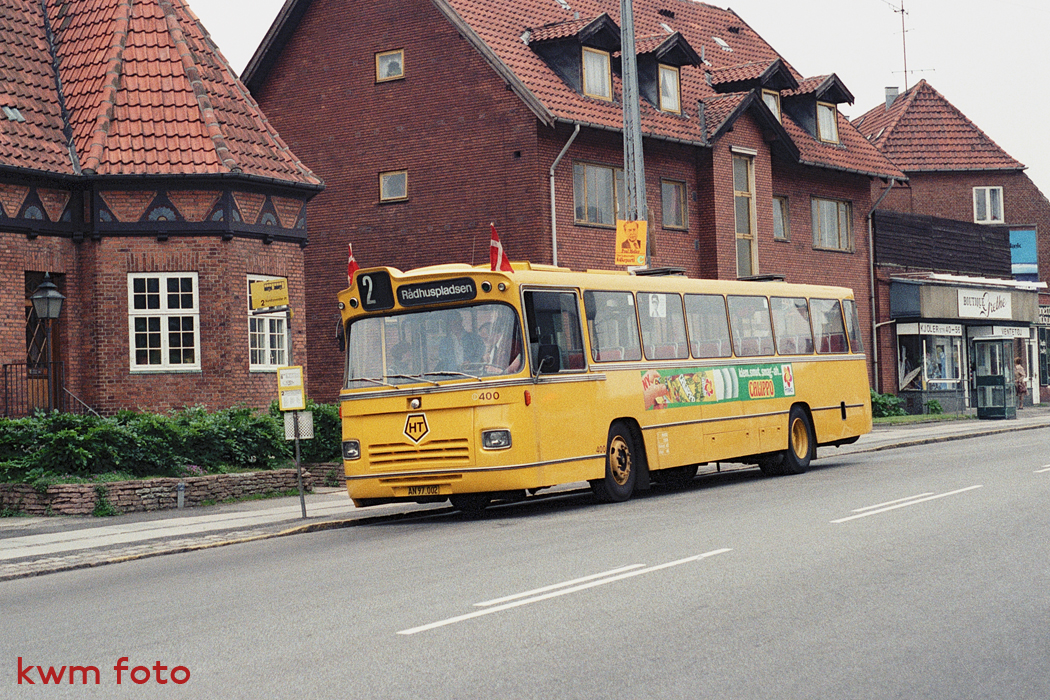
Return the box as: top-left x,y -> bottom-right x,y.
17,657 -> 190,685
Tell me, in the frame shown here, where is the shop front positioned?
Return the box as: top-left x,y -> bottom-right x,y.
889,275 -> 1042,417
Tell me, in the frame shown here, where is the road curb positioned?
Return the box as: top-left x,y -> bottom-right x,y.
849,421 -> 1050,455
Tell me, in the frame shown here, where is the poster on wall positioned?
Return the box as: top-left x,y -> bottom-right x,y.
1011,229 -> 1038,282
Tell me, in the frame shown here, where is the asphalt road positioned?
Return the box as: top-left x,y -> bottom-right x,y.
4,428 -> 1050,699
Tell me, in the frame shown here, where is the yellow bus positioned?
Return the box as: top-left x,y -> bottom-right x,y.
337,262 -> 871,512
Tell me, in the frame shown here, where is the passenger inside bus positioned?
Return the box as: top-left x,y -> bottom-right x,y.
437,312 -> 483,371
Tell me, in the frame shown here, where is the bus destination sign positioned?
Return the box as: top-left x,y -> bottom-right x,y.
398,277 -> 477,307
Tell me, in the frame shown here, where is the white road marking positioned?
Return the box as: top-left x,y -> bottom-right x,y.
832,485 -> 983,524
397,549 -> 732,636
1035,465 -> 1050,474
474,564 -> 646,607
852,493 -> 935,513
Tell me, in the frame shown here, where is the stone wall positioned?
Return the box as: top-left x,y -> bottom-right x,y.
0,467 -> 341,517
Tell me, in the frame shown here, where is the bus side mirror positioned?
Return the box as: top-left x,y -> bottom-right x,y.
535,344 -> 560,376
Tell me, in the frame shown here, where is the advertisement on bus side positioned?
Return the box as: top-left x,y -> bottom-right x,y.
641,363 -> 795,410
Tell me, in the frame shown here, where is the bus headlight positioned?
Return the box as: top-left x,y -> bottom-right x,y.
342,440 -> 361,460
481,430 -> 512,450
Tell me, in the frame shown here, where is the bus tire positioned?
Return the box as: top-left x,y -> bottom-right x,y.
783,406 -> 814,475
450,493 -> 492,514
592,422 -> 638,503
758,454 -> 785,477
660,464 -> 697,489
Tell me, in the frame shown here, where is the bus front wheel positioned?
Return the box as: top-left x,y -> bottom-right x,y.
592,422 -> 638,502
783,406 -> 814,475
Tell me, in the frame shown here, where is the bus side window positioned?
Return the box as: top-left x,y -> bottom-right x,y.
638,292 -> 689,360
685,294 -> 732,358
842,299 -> 865,353
770,297 -> 814,355
524,290 -> 585,373
727,295 -> 774,357
811,298 -> 848,354
584,290 -> 642,362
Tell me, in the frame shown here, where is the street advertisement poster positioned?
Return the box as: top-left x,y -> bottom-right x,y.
614,220 -> 647,266
642,363 -> 795,411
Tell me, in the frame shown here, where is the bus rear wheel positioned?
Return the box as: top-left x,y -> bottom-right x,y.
592,422 -> 638,503
782,406 -> 814,475
450,493 -> 492,514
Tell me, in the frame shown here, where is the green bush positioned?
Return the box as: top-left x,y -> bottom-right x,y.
871,389 -> 907,418
925,399 -> 943,415
0,404 -> 312,485
269,399 -> 342,464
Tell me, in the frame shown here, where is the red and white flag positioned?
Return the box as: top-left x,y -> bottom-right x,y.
489,223 -> 513,272
347,243 -> 360,286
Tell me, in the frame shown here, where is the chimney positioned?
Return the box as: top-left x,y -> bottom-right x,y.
885,86 -> 899,110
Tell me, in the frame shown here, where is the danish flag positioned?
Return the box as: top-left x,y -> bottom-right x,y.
347,243 -> 359,286
489,223 -> 513,272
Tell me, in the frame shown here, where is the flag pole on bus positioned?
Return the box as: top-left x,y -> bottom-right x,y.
347,242 -> 360,286
490,223 -> 513,272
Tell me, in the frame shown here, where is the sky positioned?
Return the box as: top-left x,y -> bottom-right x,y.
192,0 -> 1050,198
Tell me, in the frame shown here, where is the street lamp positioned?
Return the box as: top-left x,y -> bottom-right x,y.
30,273 -> 65,412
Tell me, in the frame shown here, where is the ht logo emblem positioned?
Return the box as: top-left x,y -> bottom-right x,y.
404,413 -> 429,443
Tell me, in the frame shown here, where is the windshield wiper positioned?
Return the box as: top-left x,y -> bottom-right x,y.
387,374 -> 440,386
420,370 -> 481,381
349,377 -> 395,388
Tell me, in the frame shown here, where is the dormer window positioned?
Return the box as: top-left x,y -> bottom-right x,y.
375,49 -> 404,83
762,90 -> 781,122
582,47 -> 612,100
658,65 -> 680,113
817,102 -> 839,143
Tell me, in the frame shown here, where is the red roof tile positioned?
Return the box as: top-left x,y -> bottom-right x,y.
434,0 -> 901,178
709,61 -> 775,86
852,80 -> 1023,172
0,0 -> 319,185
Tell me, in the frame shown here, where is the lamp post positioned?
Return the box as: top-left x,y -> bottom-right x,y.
30,273 -> 65,412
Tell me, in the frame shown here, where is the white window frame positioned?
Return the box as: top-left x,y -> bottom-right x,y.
773,196 -> 790,240
762,90 -> 781,122
733,153 -> 757,277
661,179 -> 687,229
379,170 -> 407,202
573,161 -> 625,226
247,275 -> 291,371
817,102 -> 839,143
128,272 -> 200,372
375,49 -> 404,82
812,197 -> 853,252
582,47 -> 612,100
973,186 -> 1004,224
658,64 -> 681,114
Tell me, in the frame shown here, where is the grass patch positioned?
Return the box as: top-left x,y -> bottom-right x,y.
874,412 -> 975,426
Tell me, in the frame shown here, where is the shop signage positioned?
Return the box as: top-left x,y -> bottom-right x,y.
1039,305 -> 1050,325
919,323 -> 962,336
993,326 -> 1030,339
958,289 -> 1012,319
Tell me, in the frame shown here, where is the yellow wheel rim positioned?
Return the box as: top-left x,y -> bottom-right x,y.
608,435 -> 632,486
790,417 -> 809,459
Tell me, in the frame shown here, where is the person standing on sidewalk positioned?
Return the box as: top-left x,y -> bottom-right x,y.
1015,361 -> 1028,410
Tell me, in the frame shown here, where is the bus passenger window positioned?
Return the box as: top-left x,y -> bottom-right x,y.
637,292 -> 688,360
842,299 -> 865,353
727,295 -> 774,357
770,297 -> 814,355
685,294 -> 731,358
584,291 -> 642,362
811,298 -> 848,354
524,290 -> 585,373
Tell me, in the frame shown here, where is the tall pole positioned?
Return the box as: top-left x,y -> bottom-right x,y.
620,0 -> 648,265
45,318 -> 53,412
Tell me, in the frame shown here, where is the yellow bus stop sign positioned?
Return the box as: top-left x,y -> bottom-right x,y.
250,278 -> 289,310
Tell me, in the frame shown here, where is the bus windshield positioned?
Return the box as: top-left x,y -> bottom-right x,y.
345,303 -> 524,388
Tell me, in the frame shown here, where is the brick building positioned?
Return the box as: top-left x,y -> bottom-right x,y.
244,0 -> 904,401
1,0 -> 322,417
854,81 -> 1049,408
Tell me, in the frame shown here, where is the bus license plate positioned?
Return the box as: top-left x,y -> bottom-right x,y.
406,485 -> 441,496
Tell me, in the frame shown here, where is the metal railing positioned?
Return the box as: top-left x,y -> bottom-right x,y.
2,362 -> 74,417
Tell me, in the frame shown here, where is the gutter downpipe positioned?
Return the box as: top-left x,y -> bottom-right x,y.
867,177 -> 897,392
549,123 -> 580,266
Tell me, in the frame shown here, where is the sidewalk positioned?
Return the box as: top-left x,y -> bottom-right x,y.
3,407 -> 1050,582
